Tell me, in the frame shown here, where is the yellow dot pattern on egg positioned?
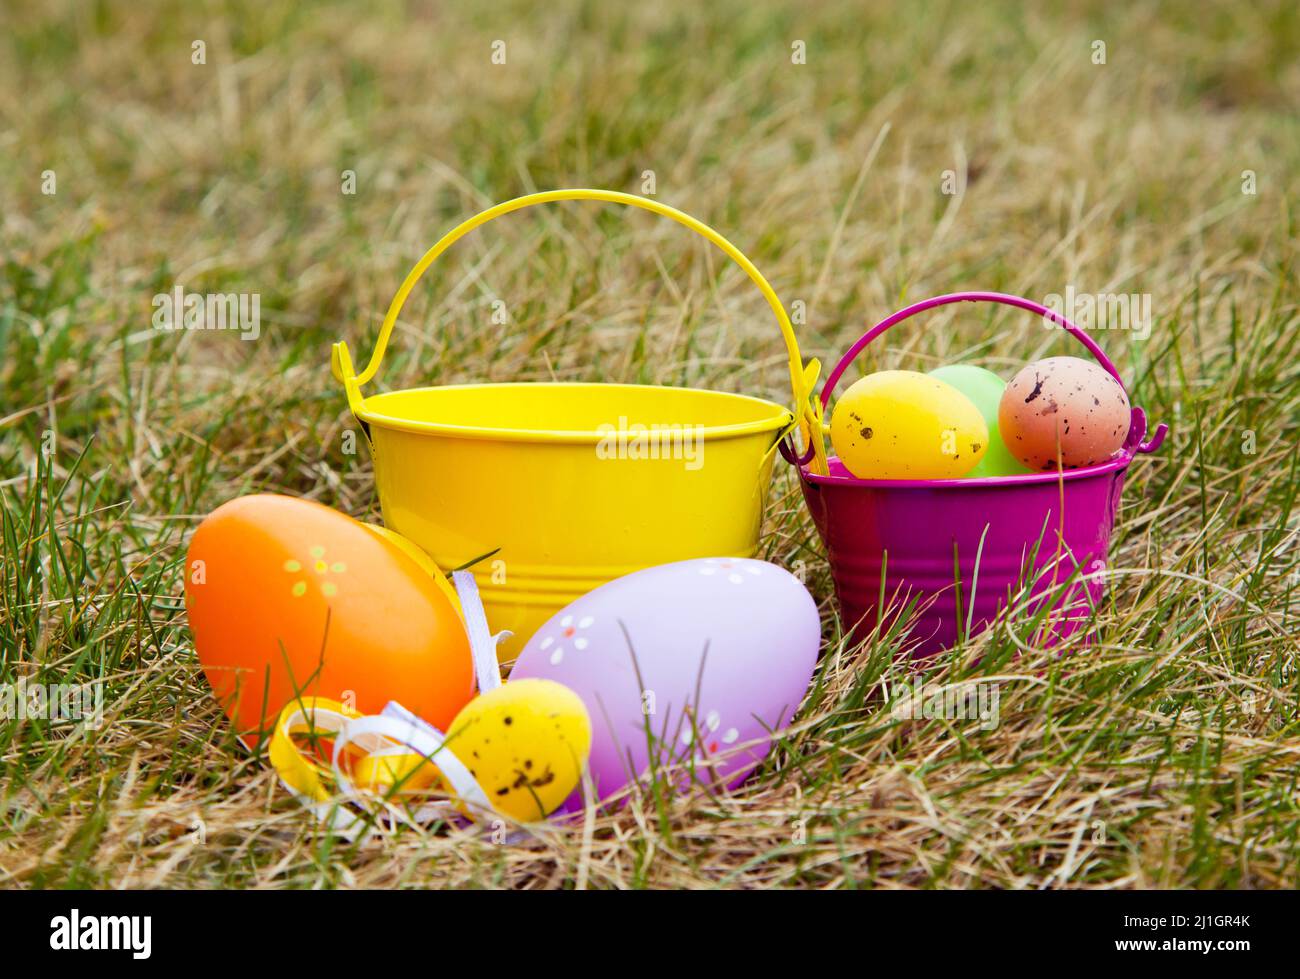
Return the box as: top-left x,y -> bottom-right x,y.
283,546 -> 348,599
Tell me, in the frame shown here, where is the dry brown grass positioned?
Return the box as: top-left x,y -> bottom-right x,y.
1,0 -> 1298,888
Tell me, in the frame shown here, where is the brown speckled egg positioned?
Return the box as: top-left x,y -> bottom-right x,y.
998,356 -> 1131,470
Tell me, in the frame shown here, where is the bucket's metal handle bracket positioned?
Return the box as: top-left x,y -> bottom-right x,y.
780,359 -> 826,468
1124,406 -> 1168,455
1137,424 -> 1168,454
332,341 -> 373,443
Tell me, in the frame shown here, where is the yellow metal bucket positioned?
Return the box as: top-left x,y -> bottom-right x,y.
332,189 -> 818,658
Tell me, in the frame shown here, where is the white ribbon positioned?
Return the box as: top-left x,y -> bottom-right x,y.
272,701 -> 368,840
330,702 -> 494,823
452,569 -> 507,694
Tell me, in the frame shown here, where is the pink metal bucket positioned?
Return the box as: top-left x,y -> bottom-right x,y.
782,292 -> 1167,656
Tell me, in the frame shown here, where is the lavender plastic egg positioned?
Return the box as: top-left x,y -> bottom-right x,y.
509,557 -> 820,811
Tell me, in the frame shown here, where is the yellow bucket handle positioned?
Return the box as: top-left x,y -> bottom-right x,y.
331,189 -> 818,446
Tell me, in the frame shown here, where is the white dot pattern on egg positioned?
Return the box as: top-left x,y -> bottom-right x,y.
537,612 -> 598,665
697,557 -> 764,586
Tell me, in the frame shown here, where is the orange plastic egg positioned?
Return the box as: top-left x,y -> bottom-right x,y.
184,494 -> 474,743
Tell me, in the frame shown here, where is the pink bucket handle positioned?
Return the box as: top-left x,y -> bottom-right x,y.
783,291 -> 1167,467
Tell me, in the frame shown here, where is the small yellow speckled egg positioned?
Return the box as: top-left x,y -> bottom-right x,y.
445,678 -> 592,822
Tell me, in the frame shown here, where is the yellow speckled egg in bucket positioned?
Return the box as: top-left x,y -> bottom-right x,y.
830,370 -> 988,479
445,678 -> 592,822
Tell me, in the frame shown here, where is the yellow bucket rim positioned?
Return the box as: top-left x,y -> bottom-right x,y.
356,381 -> 794,444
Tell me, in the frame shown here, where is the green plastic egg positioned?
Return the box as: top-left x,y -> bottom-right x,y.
927,365 -> 1031,478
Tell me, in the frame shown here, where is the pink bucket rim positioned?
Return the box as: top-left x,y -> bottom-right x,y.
800,448 -> 1135,490
786,394 -> 1165,485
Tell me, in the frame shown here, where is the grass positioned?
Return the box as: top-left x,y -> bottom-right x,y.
2,0 -> 1299,888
